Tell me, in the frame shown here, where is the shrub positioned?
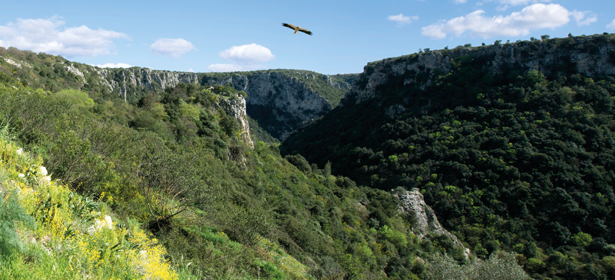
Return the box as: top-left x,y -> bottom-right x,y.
425,251 -> 531,280
284,154 -> 312,174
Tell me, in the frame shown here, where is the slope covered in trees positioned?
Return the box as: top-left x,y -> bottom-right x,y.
282,33 -> 615,279
0,66 -> 528,279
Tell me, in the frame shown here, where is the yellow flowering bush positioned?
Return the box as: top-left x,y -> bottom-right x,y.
0,130 -> 179,280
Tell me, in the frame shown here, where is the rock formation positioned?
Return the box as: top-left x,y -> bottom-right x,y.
342,34 -> 615,109
202,71 -> 335,140
395,188 -> 470,258
216,95 -> 254,149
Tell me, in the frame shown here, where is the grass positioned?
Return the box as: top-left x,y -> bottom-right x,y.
0,124 -> 181,280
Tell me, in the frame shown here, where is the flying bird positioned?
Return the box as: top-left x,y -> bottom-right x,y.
282,23 -> 312,35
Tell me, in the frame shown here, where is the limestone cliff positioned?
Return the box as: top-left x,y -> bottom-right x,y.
201,70 -> 354,140
84,68 -> 355,141
93,68 -> 199,102
2,49 -> 357,142
215,95 -> 254,149
394,188 -> 470,258
342,34 -> 615,109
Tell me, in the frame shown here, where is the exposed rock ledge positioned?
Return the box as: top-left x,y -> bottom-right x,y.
394,188 -> 470,258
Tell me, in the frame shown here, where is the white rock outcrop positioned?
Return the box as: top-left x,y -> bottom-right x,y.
216,96 -> 254,149
395,188 -> 470,258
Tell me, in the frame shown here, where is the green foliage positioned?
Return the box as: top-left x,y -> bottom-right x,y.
247,116 -> 278,144
425,251 -> 530,280
571,232 -> 592,247
0,79 -> 439,279
54,89 -> 94,109
282,33 -> 615,279
284,154 -> 312,174
0,190 -> 36,256
603,256 -> 615,278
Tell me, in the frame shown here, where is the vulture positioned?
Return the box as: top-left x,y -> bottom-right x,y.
282,23 -> 312,35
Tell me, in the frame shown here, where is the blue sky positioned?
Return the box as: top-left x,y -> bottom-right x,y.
0,0 -> 613,74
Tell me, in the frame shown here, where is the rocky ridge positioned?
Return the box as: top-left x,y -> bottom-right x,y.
82,68 -> 354,140
2,48 -> 357,142
202,71 -> 335,140
93,68 -> 199,102
342,34 -> 615,109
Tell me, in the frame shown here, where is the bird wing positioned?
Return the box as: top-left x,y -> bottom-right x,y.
298,27 -> 312,35
282,23 -> 296,30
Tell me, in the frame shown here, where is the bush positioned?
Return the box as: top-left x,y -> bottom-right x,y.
284,154 -> 312,174
425,251 -> 531,280
469,251 -> 531,280
54,89 -> 94,109
603,256 -> 615,275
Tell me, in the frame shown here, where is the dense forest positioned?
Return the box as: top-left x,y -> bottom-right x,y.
3,33 -> 615,279
283,33 -> 615,279
0,49 -> 531,280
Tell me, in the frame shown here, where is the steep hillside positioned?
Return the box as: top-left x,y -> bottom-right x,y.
0,77 -> 500,279
0,47 -> 358,141
282,33 -> 615,279
0,126 -> 181,279
0,54 -> 534,278
201,70 -> 356,139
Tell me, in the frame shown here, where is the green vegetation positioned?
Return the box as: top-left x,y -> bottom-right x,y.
0,125 -> 179,279
283,33 -> 615,279
0,61 -> 509,279
248,115 -> 280,144
424,251 -> 531,280
0,49 -> 357,143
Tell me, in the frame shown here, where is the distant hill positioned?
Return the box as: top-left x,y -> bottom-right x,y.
200,69 -> 358,139
282,33 -> 615,279
0,47 -> 358,141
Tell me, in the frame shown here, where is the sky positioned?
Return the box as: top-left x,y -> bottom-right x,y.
0,0 -> 613,75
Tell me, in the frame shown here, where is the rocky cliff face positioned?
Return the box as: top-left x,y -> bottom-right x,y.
394,188 -> 470,258
66,66 -> 251,147
202,71 -> 343,140
342,34 -> 615,108
87,68 -> 353,141
93,68 -> 199,102
216,95 -> 254,149
2,48 -> 357,142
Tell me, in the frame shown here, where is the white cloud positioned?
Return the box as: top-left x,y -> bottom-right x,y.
150,38 -> 196,57
388,14 -> 419,26
608,19 -> 615,29
187,68 -> 195,72
96,63 -> 131,68
422,4 -> 570,39
495,0 -> 550,11
0,17 -> 129,57
571,10 -> 597,26
219,43 -> 274,64
208,43 -> 274,72
207,63 -> 268,72
208,64 -> 244,72
455,0 -> 468,3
